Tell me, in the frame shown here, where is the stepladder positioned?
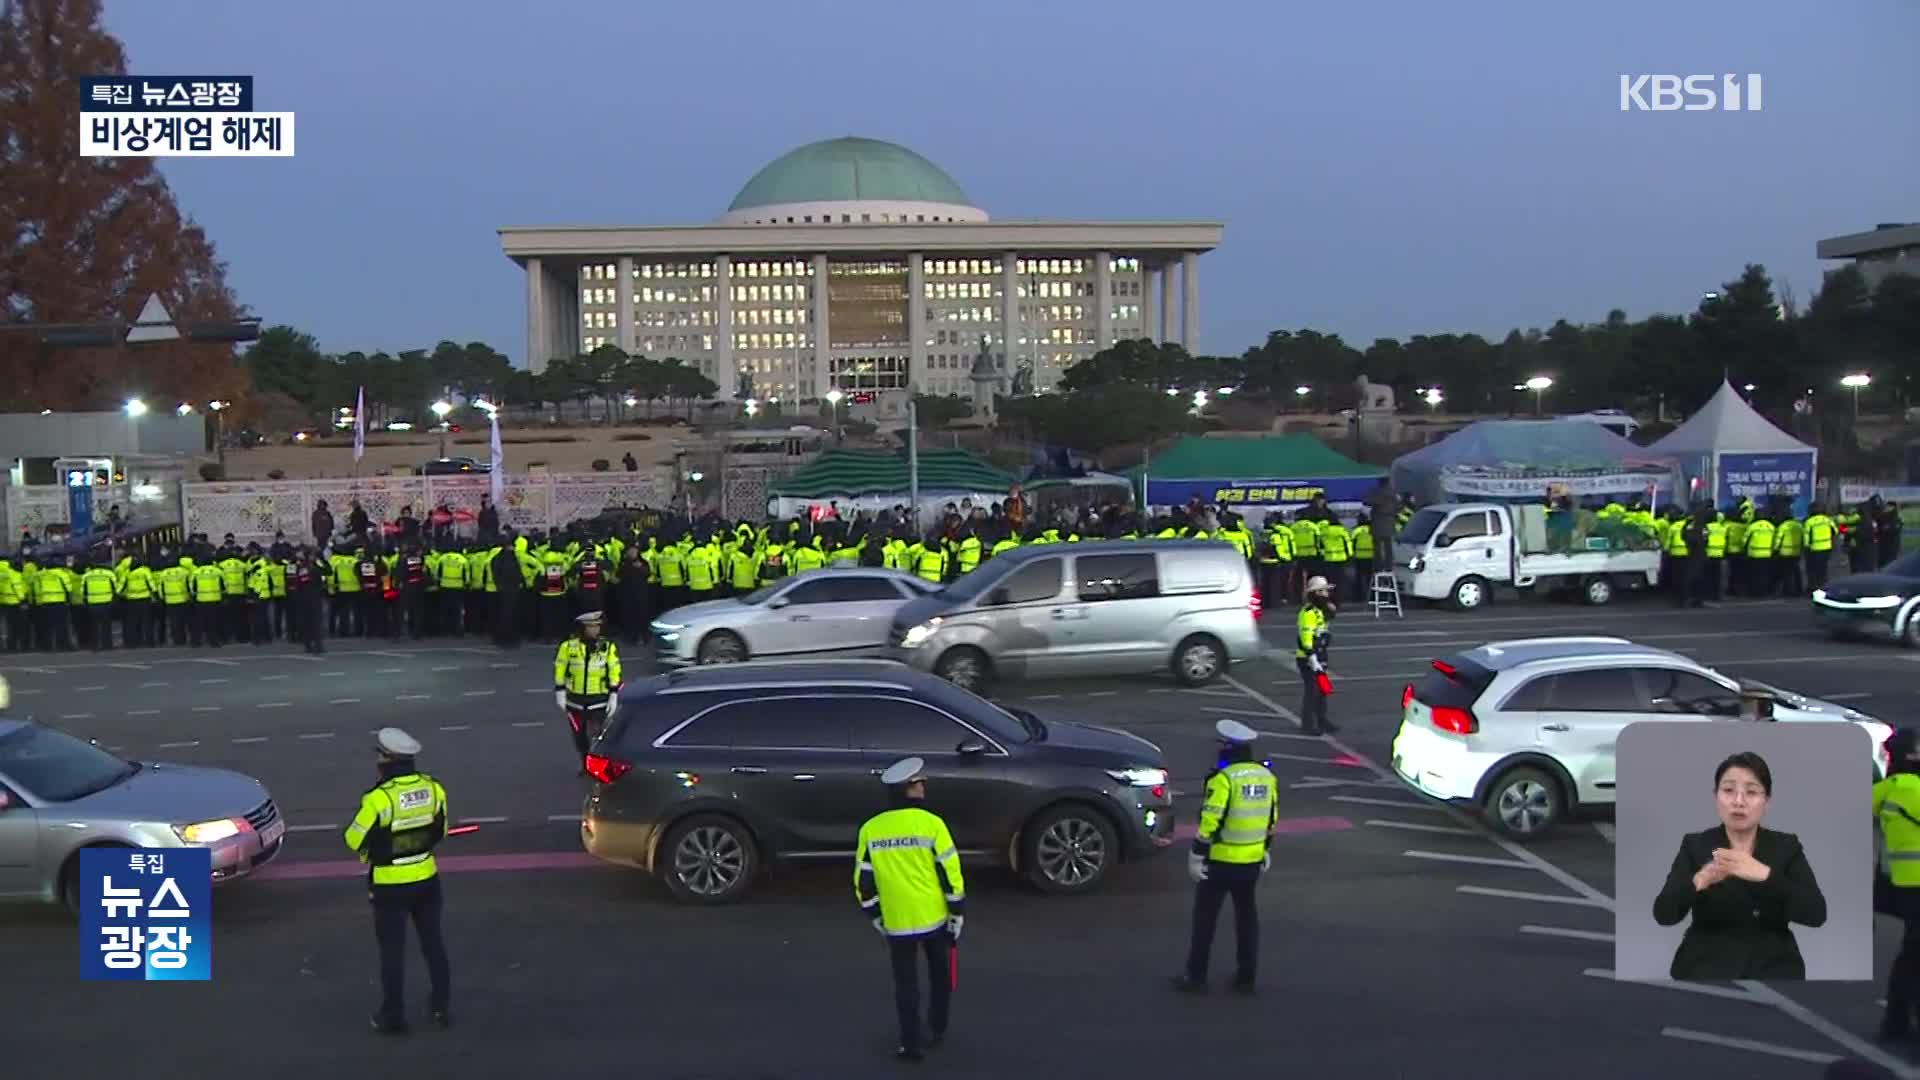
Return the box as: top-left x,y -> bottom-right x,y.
1369,570 -> 1404,618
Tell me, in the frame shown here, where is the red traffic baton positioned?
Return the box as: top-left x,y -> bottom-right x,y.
950,943 -> 959,989
1315,671 -> 1335,696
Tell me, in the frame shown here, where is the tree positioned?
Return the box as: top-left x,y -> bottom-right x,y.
0,0 -> 248,411
911,393 -> 973,428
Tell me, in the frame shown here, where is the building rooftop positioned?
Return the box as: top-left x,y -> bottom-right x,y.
1817,222 -> 1920,260
727,137 -> 975,214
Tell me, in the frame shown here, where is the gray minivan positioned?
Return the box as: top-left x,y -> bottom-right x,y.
887,540 -> 1263,693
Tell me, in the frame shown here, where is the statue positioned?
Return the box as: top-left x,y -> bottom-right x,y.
1352,374 -> 1402,444
1353,374 -> 1396,413
735,371 -> 754,401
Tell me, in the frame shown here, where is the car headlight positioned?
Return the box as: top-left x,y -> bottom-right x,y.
1106,766 -> 1170,787
174,818 -> 242,844
651,620 -> 685,632
1811,589 -> 1826,602
1407,556 -> 1424,572
900,618 -> 942,648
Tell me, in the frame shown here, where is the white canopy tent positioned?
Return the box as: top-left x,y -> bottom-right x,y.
1648,381 -> 1818,513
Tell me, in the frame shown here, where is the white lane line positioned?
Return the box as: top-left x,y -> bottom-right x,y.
489,662 -> 518,669
13,688 -> 40,695
440,724 -> 472,732
370,651 -> 412,659
1737,981 -> 1906,1075
1148,687 -> 1242,697
193,658 -> 240,667
1520,925 -> 1614,943
1254,729 -> 1346,743
1594,822 -> 1616,844
287,823 -> 338,833
58,712 -> 95,720
1365,819 -> 1473,836
1659,1028 -> 1838,1066
462,689 -> 496,697
511,721 -> 545,728
462,815 -> 509,824
1266,751 -> 1354,766
1328,795 -> 1446,812
191,705 -> 221,712
1404,850 -> 1531,869
376,668 -> 404,674
199,678 -> 230,685
1221,675 -> 1303,729
522,688 -> 549,694
108,662 -> 150,670
75,685 -> 106,692
1583,969 -> 1759,1002
1085,690 -> 1118,698
298,732 -> 334,740
258,702 -> 292,709
138,680 -> 171,688
395,694 -> 431,701
261,674 -> 290,681
1027,693 -> 1064,700
127,709 -> 160,717
319,671 -> 346,677
329,697 -> 362,705
547,813 -> 582,822
1460,886 -> 1606,908
431,665 -> 461,672
231,736 -> 269,744
157,740 -> 200,749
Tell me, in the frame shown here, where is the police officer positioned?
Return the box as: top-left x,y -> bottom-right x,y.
1173,720 -> 1278,994
554,610 -> 622,772
1296,575 -> 1337,735
1874,728 -> 1920,1043
343,727 -> 451,1035
855,757 -> 966,1062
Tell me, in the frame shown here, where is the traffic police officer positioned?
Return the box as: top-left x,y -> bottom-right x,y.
1173,719 -> 1278,994
1297,575 -> 1337,735
343,727 -> 451,1035
855,757 -> 966,1062
1874,728 -> 1920,1042
554,610 -> 623,771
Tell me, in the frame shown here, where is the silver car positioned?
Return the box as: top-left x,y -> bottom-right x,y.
650,567 -> 942,666
0,719 -> 285,909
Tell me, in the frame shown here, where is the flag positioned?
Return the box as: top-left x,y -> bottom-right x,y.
488,405 -> 505,508
352,386 -> 366,462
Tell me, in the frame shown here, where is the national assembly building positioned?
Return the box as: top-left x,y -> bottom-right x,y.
498,137 -> 1222,402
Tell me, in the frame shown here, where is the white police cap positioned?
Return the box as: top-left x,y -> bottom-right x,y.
1214,718 -> 1259,745
576,610 -> 604,624
880,757 -> 927,785
376,727 -> 422,757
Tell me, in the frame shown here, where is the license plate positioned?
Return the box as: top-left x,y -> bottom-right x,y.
258,819 -> 285,849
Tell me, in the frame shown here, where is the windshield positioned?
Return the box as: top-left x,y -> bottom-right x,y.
735,583 -> 782,605
1401,508 -> 1447,546
0,724 -> 136,802
993,704 -> 1047,743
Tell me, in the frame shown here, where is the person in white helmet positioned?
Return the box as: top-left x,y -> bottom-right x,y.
1296,575 -> 1336,735
344,726 -> 451,1034
855,756 -> 966,1061
1173,719 -> 1278,994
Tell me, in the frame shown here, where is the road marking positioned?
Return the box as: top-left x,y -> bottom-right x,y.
461,815 -> 509,824
1085,690 -> 1118,698
1221,675 -> 1302,729
511,720 -> 545,728
1148,687 -> 1241,698
157,740 -> 200,749
1254,729 -> 1347,743
1026,693 -> 1064,700
1593,822 -> 1616,843
489,662 -> 518,669
522,688 -> 549,694
1519,925 -> 1613,943
1365,819 -> 1473,836
376,668 -> 404,674
440,724 -> 472,732
108,662 -> 150,670
319,671 -> 346,677
193,658 -> 240,666
261,674 -> 290,681
192,705 -> 221,712
1207,705 -> 1289,719
1300,774 -> 1396,787
1328,795 -> 1446,812
329,697 -> 362,705
298,732 -> 334,740
286,823 -> 338,833
12,688 -> 40,695
258,702 -> 292,708
462,689 -> 496,697
1658,1028 -> 1838,1066
199,678 -> 230,685
127,709 -> 160,717
396,694 -> 431,701
232,736 -> 269,744
1583,969 -> 1759,1002
75,685 -> 105,692
547,813 -> 582,822
432,665 -> 461,672
1404,850 -> 1532,869
371,651 -> 412,659
1460,886 -> 1606,908
57,712 -> 95,720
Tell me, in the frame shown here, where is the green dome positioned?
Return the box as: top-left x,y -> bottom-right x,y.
727,137 -> 972,212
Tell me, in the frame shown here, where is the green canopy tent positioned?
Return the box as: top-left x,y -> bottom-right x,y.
1130,435 -> 1385,514
770,448 -> 1013,519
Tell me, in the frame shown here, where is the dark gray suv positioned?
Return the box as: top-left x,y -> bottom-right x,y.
580,660 -> 1176,903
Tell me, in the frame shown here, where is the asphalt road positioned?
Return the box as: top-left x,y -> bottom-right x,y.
3,594 -> 1918,1078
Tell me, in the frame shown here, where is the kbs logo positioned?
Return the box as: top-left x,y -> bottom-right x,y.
1619,74 -> 1762,112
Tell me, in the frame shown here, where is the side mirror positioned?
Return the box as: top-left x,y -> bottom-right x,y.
956,740 -> 987,756
767,595 -> 790,609
1433,534 -> 1453,548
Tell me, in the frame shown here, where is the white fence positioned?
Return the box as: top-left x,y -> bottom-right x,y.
181,470 -> 675,544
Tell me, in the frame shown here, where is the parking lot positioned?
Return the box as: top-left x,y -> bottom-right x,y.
3,595 -> 1916,1077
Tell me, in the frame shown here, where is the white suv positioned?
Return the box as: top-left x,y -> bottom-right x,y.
1389,636 -> 1893,840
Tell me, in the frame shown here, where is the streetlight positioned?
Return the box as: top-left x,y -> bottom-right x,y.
175,403 -> 194,416
1841,373 -> 1871,418
430,399 -> 453,457
744,397 -> 759,418
1743,383 -> 1756,394
1190,390 -> 1209,414
1293,385 -> 1311,412
1423,387 -> 1444,412
825,388 -> 844,439
1215,386 -> 1234,396
206,400 -> 230,471
1524,376 -> 1553,416
123,398 -> 148,418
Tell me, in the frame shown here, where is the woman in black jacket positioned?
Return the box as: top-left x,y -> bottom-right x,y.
1652,751 -> 1828,980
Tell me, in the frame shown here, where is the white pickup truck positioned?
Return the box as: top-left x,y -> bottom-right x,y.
1391,502 -> 1662,610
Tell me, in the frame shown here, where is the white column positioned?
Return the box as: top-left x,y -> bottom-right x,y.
1157,264 -> 1171,343
812,254 -> 831,395
715,255 -> 735,399
1143,263 -> 1160,344
525,257 -> 547,373
616,256 -> 635,355
907,252 -> 927,390
1000,251 -> 1019,370
1093,251 -> 1112,349
1181,252 -> 1198,351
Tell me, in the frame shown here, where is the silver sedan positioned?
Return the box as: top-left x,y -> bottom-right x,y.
650,567 -> 942,666
0,718 -> 286,910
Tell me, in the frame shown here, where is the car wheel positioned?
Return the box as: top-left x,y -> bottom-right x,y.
1021,804 -> 1117,894
1451,576 -> 1489,611
659,815 -> 758,904
60,843 -> 130,915
934,646 -> 991,694
1483,767 -> 1564,841
1904,616 -> 1920,650
695,630 -> 747,665
1582,576 -> 1614,606
1171,634 -> 1226,686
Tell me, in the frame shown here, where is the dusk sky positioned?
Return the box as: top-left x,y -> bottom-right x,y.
103,0 -> 1918,366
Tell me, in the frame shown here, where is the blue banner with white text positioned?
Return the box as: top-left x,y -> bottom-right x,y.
80,847 -> 211,981
1146,475 -> 1384,509
1716,451 -> 1816,518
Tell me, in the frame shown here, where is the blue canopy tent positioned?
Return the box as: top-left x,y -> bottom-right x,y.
1647,381 -> 1818,516
1391,420 -> 1675,506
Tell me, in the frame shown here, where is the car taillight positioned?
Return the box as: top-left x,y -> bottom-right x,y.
1432,659 -> 1458,677
1250,588 -> 1263,618
1402,684 -> 1415,709
1430,706 -> 1477,735
584,754 -> 631,784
